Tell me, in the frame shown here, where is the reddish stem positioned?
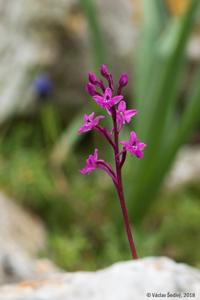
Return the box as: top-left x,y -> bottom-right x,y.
97,160 -> 117,185
120,151 -> 127,169
111,107 -> 138,259
95,125 -> 115,149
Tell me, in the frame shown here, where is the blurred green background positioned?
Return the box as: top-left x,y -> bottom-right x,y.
0,0 -> 200,271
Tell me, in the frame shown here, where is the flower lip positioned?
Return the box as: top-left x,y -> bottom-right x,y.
116,101 -> 137,129
120,131 -> 146,159
78,112 -> 105,134
80,148 -> 99,174
93,88 -> 123,110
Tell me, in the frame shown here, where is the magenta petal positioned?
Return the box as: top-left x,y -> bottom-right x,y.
95,115 -> 105,121
138,143 -> 146,151
118,100 -> 126,111
129,131 -> 137,145
80,166 -> 95,174
88,112 -> 95,120
105,87 -> 112,98
125,109 -> 137,123
120,141 -> 129,148
83,114 -> 89,122
117,114 -> 124,125
78,124 -> 90,134
80,148 -> 99,175
78,113 -> 103,135
93,148 -> 98,161
134,149 -> 144,159
78,127 -> 84,134
87,156 -> 93,165
80,167 -> 89,174
112,95 -> 123,105
94,116 -> 104,125
93,95 -> 103,105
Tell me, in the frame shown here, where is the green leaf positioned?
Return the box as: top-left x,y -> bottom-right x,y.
129,65 -> 200,223
134,0 -> 168,103
50,110 -> 85,166
50,0 -> 107,166
80,0 -> 107,69
141,0 -> 198,146
127,0 -> 200,223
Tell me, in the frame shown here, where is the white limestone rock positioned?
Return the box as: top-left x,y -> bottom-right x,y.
0,257 -> 199,300
0,193 -> 57,284
165,146 -> 200,190
0,0 -> 139,122
0,192 -> 46,255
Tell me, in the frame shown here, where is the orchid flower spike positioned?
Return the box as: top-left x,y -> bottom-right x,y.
78,64 -> 146,260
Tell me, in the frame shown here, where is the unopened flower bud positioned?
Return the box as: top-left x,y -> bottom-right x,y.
86,83 -> 96,96
88,72 -> 97,84
100,64 -> 109,77
119,73 -> 128,87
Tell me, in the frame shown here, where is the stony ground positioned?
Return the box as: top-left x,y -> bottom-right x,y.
0,257 -> 199,300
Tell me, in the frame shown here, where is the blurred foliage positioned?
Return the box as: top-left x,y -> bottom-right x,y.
167,0 -> 190,16
80,0 -> 106,68
52,0 -> 200,225
0,113 -> 199,270
127,0 -> 200,223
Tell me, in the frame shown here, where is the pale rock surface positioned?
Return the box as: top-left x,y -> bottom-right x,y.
1,0 -> 200,123
0,257 -> 199,300
0,0 -> 78,121
0,192 -> 46,255
0,193 -> 59,284
0,0 -> 137,122
165,146 -> 200,190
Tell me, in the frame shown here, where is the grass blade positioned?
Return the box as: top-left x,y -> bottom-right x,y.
80,0 -> 107,69
129,65 -> 200,223
127,0 -> 200,223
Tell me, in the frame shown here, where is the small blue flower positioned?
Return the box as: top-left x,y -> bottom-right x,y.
34,74 -> 53,100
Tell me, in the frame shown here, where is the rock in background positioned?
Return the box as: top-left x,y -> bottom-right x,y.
0,257 -> 199,300
1,0 -> 200,123
0,193 -> 59,284
0,0 -> 138,123
0,0 -> 83,121
165,146 -> 200,190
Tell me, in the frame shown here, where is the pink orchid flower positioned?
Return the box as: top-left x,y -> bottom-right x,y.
120,131 -> 146,159
80,148 -> 117,181
80,148 -> 99,174
116,101 -> 137,130
78,113 -> 105,134
93,87 -> 123,110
